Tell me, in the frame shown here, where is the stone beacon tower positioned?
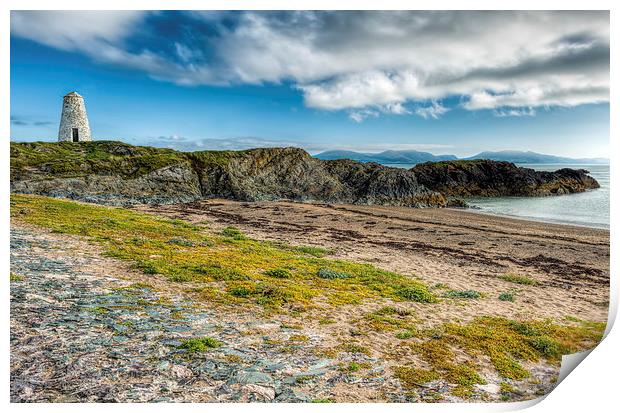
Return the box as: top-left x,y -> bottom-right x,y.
58,92 -> 92,142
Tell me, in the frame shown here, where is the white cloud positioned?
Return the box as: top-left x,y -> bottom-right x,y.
144,135 -> 454,154
347,101 -> 411,123
348,109 -> 379,123
10,11 -> 144,50
155,134 -> 186,141
10,11 -> 222,85
415,102 -> 449,119
493,108 -> 537,118
11,11 -> 610,117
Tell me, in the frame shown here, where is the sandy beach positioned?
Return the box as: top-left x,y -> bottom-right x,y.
11,195 -> 609,402
137,200 -> 610,325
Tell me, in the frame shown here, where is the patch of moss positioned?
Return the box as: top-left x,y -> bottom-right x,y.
180,337 -> 223,353
396,285 -> 437,303
295,375 -> 314,384
289,334 -> 309,342
295,245 -> 329,257
444,290 -> 482,299
265,268 -> 292,279
394,316 -> 603,392
124,282 -> 154,290
337,342 -> 372,356
10,272 -> 24,282
400,339 -> 485,394
444,363 -> 485,387
499,381 -> 516,394
451,384 -> 475,398
500,273 -> 539,286
317,268 -> 349,279
86,306 -> 109,315
444,317 -> 603,379
396,330 -> 416,339
395,366 -> 440,387
499,292 -> 515,302
341,361 -> 370,373
134,260 -> 159,275
169,273 -> 194,282
226,281 -> 307,309
221,226 -> 247,240
224,354 -> 244,364
363,306 -> 415,332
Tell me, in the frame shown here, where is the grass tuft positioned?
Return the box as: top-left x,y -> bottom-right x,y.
500,274 -> 539,286
265,268 -> 292,279
180,337 -> 223,352
499,292 -> 515,302
444,290 -> 482,299
295,246 -> 329,257
221,226 -> 247,240
317,268 -> 350,279
396,285 -> 437,303
10,272 -> 24,282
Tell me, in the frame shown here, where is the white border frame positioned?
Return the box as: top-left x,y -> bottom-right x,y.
2,2 -> 616,412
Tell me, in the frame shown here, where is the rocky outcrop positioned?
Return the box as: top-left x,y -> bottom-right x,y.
10,141 -> 600,207
189,147 -> 346,203
10,142 -> 444,207
323,159 -> 446,207
11,164 -> 202,205
411,160 -> 600,197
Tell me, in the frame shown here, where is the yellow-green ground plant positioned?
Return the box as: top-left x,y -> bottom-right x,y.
11,194 -> 436,311
10,194 -> 606,399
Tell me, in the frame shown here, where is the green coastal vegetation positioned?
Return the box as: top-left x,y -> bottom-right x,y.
11,194 -> 437,310
500,274 -> 540,286
10,140 -> 250,180
10,193 -> 605,400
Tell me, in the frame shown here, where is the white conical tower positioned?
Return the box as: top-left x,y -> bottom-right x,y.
58,92 -> 92,142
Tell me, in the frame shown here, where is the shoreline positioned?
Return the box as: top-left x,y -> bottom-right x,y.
459,206 -> 610,230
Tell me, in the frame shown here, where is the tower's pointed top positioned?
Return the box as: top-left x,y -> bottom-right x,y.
64,91 -> 82,98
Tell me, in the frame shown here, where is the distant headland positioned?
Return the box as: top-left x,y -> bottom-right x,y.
314,149 -> 609,165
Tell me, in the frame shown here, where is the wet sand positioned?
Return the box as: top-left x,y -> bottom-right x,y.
137,200 -> 610,325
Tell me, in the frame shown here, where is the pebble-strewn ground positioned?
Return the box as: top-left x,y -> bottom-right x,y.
10,227 -> 405,403
11,194 -> 607,403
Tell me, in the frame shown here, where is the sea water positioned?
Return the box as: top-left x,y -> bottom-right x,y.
386,163 -> 610,229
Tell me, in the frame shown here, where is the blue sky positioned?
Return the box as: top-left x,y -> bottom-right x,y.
10,11 -> 609,157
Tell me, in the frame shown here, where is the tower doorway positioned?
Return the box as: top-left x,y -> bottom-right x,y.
72,128 -> 79,142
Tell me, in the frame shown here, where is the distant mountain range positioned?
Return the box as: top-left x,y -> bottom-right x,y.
314,150 -> 458,164
314,149 -> 609,165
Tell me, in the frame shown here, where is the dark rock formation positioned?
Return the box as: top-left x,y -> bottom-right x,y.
411,160 -> 600,197
10,142 -> 600,207
10,142 -> 444,207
